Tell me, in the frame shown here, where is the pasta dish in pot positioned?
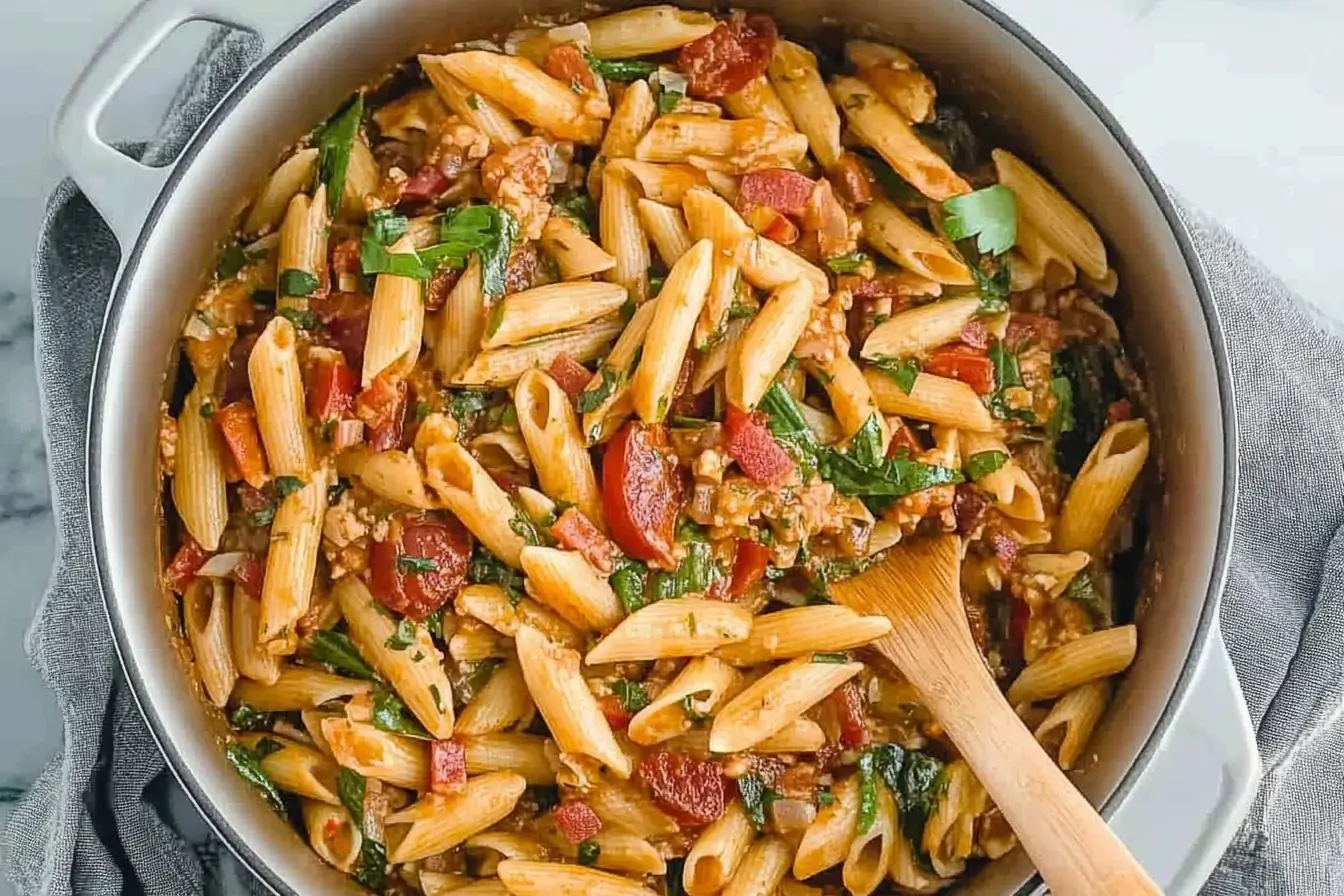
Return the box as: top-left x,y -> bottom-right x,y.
159,7 -> 1152,893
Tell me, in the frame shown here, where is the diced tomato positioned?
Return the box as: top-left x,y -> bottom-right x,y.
845,273 -> 921,305
886,419 -> 923,458
505,243 -> 540,295
736,169 -> 815,219
544,43 -> 597,93
401,164 -> 450,205
221,332 -> 260,405
804,180 -> 852,258
746,754 -> 788,787
308,355 -> 359,422
924,343 -> 996,395
952,483 -> 991,535
233,553 -> 266,600
357,374 -> 410,452
602,422 -> 682,567
669,357 -> 713,419
677,12 -> 778,98
213,401 -> 270,490
553,800 -> 604,844
166,536 -> 211,593
989,531 -> 1019,573
830,679 -> 870,749
1009,595 -> 1031,648
425,268 -> 462,312
310,291 -> 372,373
546,353 -> 593,403
829,152 -> 874,207
599,695 -> 633,730
724,405 -> 795,487
551,507 -> 620,575
729,539 -> 771,599
1108,399 -> 1133,425
369,513 -> 472,619
330,236 -> 363,279
637,751 -> 727,826
1004,313 -> 1061,351
429,739 -> 467,795
960,318 -> 990,350
238,482 -> 274,516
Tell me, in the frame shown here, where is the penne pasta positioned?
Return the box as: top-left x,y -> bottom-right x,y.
794,775 -> 860,879
248,316 -> 314,478
585,6 -> 718,58
722,75 -> 795,130
461,732 -> 560,786
452,318 -> 624,388
433,257 -> 485,380
485,281 -> 627,350
540,216 -> 617,280
303,800 -> 360,873
601,167 -> 652,306
345,448 -> 434,509
424,443 -> 529,566
846,40 -> 936,124
637,199 -> 695,267
233,665 -> 373,712
754,718 -> 827,753
768,42 -> 842,168
258,464 -> 330,653
1015,216 -> 1077,290
715,606 -> 892,666
586,597 -> 752,665
244,148 -> 320,237
961,430 -> 1046,522
172,382 -> 229,551
456,584 -> 586,651
723,837 -> 793,896
726,280 -> 814,410
589,79 -> 657,199
842,781 -> 895,896
685,800 -> 754,896
711,655 -> 862,754
861,296 -> 982,360
419,57 -> 524,147
239,733 -> 340,804
1006,625 -> 1138,705
1018,551 -> 1092,599
743,236 -> 830,298
231,586 -> 280,685
520,546 -> 623,631
323,717 -> 428,790
994,148 -> 1107,279
866,368 -> 996,432
388,771 -> 528,863
1035,679 -> 1111,770
586,829 -> 667,875
921,760 -> 988,878
426,52 -> 604,144
497,860 -> 657,896
813,354 -> 891,451
611,160 -> 710,206
630,239 -> 714,422
588,775 -> 680,836
636,115 -> 808,174
275,185 -> 329,309
628,656 -> 739,746
183,577 -> 237,708
363,235 -> 425,385
1055,419 -> 1150,552
860,199 -> 975,285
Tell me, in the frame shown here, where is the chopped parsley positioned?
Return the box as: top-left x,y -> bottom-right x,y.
277,269 -> 320,298
216,243 -> 268,281
371,687 -> 431,739
681,690 -> 712,722
941,185 -> 1017,256
610,679 -> 652,713
656,81 -> 686,115
274,475 -> 306,498
337,767 -> 388,890
277,307 -> 321,332
229,704 -> 274,731
737,772 -> 781,828
610,556 -> 649,612
577,839 -> 601,865
468,546 -> 526,605
509,506 -> 545,546
576,363 -> 625,416
1064,569 -> 1110,625
445,388 -> 490,426
310,630 -> 376,679
987,341 -> 1036,424
825,252 -> 870,275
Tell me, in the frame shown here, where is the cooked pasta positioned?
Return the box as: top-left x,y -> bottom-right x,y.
165,11 -> 1153,892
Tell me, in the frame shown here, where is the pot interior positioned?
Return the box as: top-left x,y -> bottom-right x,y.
91,1 -> 1229,893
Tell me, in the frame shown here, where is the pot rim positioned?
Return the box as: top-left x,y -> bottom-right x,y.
85,1 -> 1239,893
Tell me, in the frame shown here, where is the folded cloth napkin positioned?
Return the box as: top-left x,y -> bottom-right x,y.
6,22 -> 1344,896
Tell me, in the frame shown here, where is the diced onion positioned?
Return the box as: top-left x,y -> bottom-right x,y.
770,798 -> 816,833
651,67 -> 689,95
547,22 -> 592,46
197,551 -> 245,579
459,39 -> 503,52
182,312 -> 214,341
333,419 -> 365,451
547,144 -> 571,184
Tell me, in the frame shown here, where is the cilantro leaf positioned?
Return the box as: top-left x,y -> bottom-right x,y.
311,630 -> 376,679
942,185 -> 1017,256
966,450 -> 1008,481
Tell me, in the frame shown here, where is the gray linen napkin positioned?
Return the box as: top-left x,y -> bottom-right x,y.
5,22 -> 1344,896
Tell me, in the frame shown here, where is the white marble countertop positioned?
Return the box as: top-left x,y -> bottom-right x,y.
0,0 -> 1341,890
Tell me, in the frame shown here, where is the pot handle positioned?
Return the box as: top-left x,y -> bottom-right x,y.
1105,623 -> 1260,893
52,0 -> 329,247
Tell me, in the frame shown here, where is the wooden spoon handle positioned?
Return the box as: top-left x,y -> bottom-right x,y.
904,638 -> 1160,895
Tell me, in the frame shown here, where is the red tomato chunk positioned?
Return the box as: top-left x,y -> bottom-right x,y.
599,695 -> 633,731
553,800 -> 604,844
638,751 -> 727,826
924,343 -> 995,395
357,374 -> 411,452
213,400 -> 270,490
736,169 -> 815,219
830,679 -> 870,749
729,539 -> 771,599
544,43 -> 597,93
233,553 -> 267,600
677,12 -> 778,98
551,507 -> 620,575
369,513 -> 472,620
166,536 -> 211,593
429,739 -> 467,795
308,354 -> 359,422
546,353 -> 593,403
724,405 -> 795,487
602,422 -> 682,567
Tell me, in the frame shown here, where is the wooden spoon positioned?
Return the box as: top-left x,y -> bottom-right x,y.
830,533 -> 1160,895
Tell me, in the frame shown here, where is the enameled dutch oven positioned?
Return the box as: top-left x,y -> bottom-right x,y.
55,0 -> 1258,892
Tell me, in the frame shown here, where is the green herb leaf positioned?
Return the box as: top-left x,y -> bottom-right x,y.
817,788 -> 835,807
856,749 -> 879,834
868,743 -> 906,793
509,506 -> 545,546
199,401 -> 215,420
437,205 -> 520,298
821,450 -> 963,499
826,252 -> 869,275
758,382 -> 825,475
811,651 -> 850,663
987,341 -> 1036,424
274,475 -> 306,497
553,190 -> 597,236
429,683 -> 444,712
942,185 -> 1017,256
313,95 -> 364,217
649,542 -> 721,600
680,689 -> 713,722
871,356 -> 920,395
277,307 -> 321,331
445,389 -> 490,426
229,704 -> 274,731
727,301 -> 757,321
337,767 -> 388,890
578,839 -> 602,865
384,617 -> 418,650
966,450 -> 1009,481
425,608 -> 445,641
367,208 -> 410,246
337,766 -> 367,827
895,752 -> 948,849
360,228 -> 436,279
610,679 -> 651,713
585,54 -> 658,81
657,82 -> 686,115
971,259 -> 1012,310
371,687 -> 432,740
1064,569 -> 1110,625
226,742 -> 285,812
1048,375 -> 1075,437
327,479 -> 350,507
396,555 -> 439,574
610,556 -> 648,612
468,546 -> 526,605
737,773 -> 781,828
278,269 -> 320,298
666,859 -> 686,896
216,244 -> 252,281
454,658 -> 503,708
576,364 -> 625,416
311,630 -> 377,679
850,414 -> 886,468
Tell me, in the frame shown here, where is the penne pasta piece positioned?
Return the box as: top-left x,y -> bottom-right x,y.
231,586 -> 280,685
716,606 -> 892,666
693,317 -> 746,394
722,74 -> 795,130
586,597 -> 752,665
258,464 -> 330,653
541,216 -> 617,280
630,239 -> 714,422
638,199 -> 695,267
961,430 -> 1046,522
830,77 -> 970,201
611,160 -> 710,206
461,732 -> 559,786
726,280 -> 813,409
427,52 -> 604,144
993,148 -> 1107,279
323,718 -> 428,789
589,79 -> 657,199
341,137 -> 380,220
434,257 -> 485,380
846,41 -> 936,124
466,831 -> 548,865
497,860 -> 657,896
388,771 -> 528,863
419,57 -> 524,147
1018,551 -> 1092,599
628,656 -> 739,746
685,800 -> 754,896
1015,216 -> 1077,290
424,443 -> 529,566
456,583 -> 585,651
601,167 -> 653,306
813,354 -> 891,451
754,718 -> 827,753
1085,266 -> 1120,297
303,800 -> 360,873
1035,679 -> 1110,770
183,578 -> 237,708
866,368 -> 995,432
636,115 -> 808,174
1055,419 -> 1150,552
418,873 -> 475,896
334,576 -> 455,739
710,655 -> 862,754
449,621 -> 511,663
743,237 -> 830,298
452,318 -> 624,388
172,382 -> 229,551
577,296 -> 658,440
248,316 -> 314,478
244,148 -> 320,237
921,760 -> 988,878
363,235 -> 425,385
233,665 -> 373,712
588,776 -> 680,836
861,296 -> 982,360
587,829 -> 667,875
371,87 -> 447,141
794,775 -> 860,879
1007,625 -> 1138,705
860,199 -> 975,285
683,187 -> 756,255
520,545 -> 622,631
768,42 -> 842,168
724,837 -> 793,896
697,253 -> 741,350
515,624 -> 631,777
585,6 -> 717,58
275,185 -> 330,308
843,782 -> 896,896
239,732 -> 340,804
485,281 -> 628,349
346,448 -> 434,509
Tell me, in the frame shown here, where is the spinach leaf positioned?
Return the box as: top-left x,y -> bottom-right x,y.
311,630 -> 377,679
941,185 -> 1017,256
313,95 -> 364,217
277,307 -> 321,332
871,356 -> 920,395
468,545 -> 525,606
552,190 -> 597,235
437,205 -> 519,298
821,450 -> 962,499
610,679 -> 651,713
445,388 -> 490,426
367,208 -> 409,246
610,556 -> 648,611
758,382 -> 825,473
454,658 -> 502,708
1053,342 -> 1122,474
577,363 -> 625,415
971,259 -> 1012,311
826,252 -> 870,275
337,767 -> 388,890
371,687 -> 431,739
217,244 -> 268,281
850,414 -> 886,468
274,475 -> 306,498
1048,375 -> 1075,438
585,54 -> 658,81
868,743 -> 906,793
965,450 -> 1008,481
578,839 -> 601,865
278,269 -> 320,298
737,773 -> 781,828
649,541 -> 721,600
229,704 -> 274,731
383,617 -> 418,650
987,341 -> 1036,424
1064,569 -> 1110,625
225,741 -> 285,812
509,505 -> 545,546
895,752 -> 948,849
